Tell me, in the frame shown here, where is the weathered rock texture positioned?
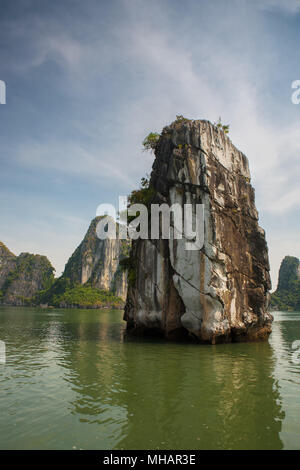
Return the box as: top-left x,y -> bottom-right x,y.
0,242 -> 16,288
0,241 -> 54,306
124,119 -> 272,343
62,217 -> 129,300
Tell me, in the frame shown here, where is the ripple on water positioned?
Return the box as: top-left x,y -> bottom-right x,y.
0,308 -> 300,449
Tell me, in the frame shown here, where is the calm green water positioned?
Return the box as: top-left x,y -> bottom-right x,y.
0,307 -> 300,450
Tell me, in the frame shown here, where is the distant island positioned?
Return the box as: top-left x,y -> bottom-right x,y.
0,217 -> 129,309
271,256 -> 300,311
0,241 -> 54,306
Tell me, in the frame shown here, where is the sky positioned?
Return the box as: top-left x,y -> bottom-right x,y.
0,0 -> 300,289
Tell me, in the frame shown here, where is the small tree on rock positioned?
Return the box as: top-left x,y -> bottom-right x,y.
142,132 -> 160,152
214,117 -> 230,134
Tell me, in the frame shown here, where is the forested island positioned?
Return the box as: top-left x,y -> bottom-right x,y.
0,217 -> 128,309
271,256 -> 300,311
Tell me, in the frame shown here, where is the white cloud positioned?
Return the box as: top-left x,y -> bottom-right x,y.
14,2 -> 300,214
116,9 -> 300,216
17,140 -> 136,187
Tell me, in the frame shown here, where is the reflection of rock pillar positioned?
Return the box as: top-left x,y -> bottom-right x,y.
209,342 -> 284,449
55,312 -> 128,448
116,340 -> 284,450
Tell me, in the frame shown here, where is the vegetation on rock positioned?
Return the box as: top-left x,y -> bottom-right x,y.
214,116 -> 230,134
142,132 -> 160,152
128,177 -> 156,208
35,283 -> 123,309
174,114 -> 191,123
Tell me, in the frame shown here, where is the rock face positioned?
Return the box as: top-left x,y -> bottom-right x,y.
0,241 -> 55,306
271,256 -> 300,311
61,217 -> 129,300
124,119 -> 272,343
0,242 -> 16,289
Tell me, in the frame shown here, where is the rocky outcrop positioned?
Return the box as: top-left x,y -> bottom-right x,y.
0,242 -> 55,306
38,217 -> 129,307
124,119 -> 272,343
0,242 -> 16,289
62,217 -> 129,300
277,256 -> 300,291
271,256 -> 300,311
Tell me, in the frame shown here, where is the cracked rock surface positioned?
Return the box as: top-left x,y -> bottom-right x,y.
124,120 -> 272,343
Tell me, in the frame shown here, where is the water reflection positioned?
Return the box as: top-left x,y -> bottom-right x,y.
269,312 -> 300,449
113,342 -> 284,449
53,310 -> 285,449
0,307 -> 298,449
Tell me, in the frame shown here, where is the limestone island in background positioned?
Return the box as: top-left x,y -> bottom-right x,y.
0,217 -> 129,309
271,256 -> 300,311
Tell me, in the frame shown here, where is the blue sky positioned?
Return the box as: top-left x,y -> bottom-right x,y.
0,0 -> 300,288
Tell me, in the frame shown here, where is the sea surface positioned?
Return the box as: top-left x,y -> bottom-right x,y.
0,307 -> 299,450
